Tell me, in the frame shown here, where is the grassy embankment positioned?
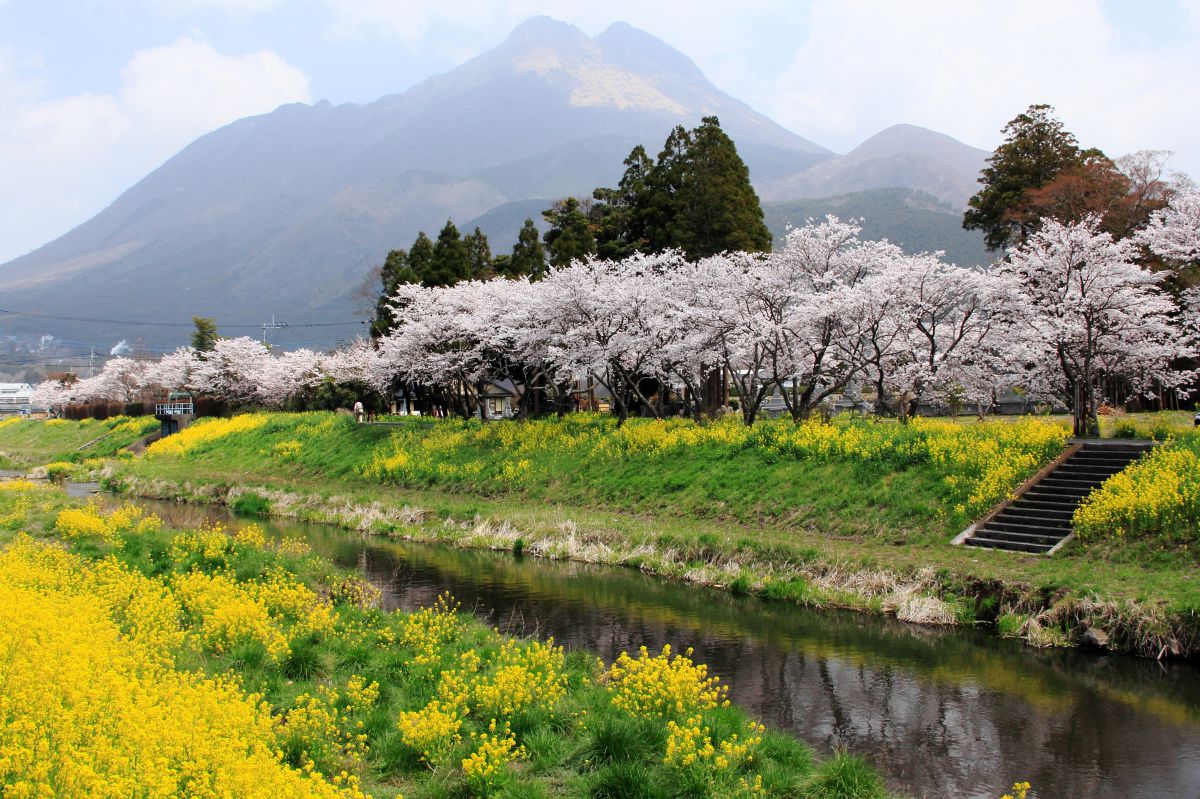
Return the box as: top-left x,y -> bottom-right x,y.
0,480 -> 894,799
0,414 -> 157,473
3,410 -> 1198,657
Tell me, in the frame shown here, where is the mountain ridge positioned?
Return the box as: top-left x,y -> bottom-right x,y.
0,16 -> 988,350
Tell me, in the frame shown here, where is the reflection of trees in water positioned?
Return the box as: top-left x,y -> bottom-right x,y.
354,542 -> 1200,799
129,498 -> 1200,799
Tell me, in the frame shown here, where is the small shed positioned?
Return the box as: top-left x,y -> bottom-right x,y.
155,391 -> 195,437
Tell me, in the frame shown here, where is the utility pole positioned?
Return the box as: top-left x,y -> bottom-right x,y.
261,315 -> 287,346
88,347 -> 96,377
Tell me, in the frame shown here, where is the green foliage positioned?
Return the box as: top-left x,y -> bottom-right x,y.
428,219 -> 472,287
409,232 -> 436,284
465,226 -> 494,280
371,248 -> 420,338
191,317 -> 219,352
663,116 -> 772,258
801,753 -> 888,799
580,116 -> 771,262
508,218 -> 548,279
963,103 -> 1085,251
543,197 -> 597,268
231,491 -> 271,517
593,145 -> 655,260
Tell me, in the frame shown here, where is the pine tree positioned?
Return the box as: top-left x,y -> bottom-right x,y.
542,197 -> 597,268
427,220 -> 471,287
407,232 -> 435,285
370,248 -> 419,338
593,145 -> 655,260
190,317 -> 219,352
964,104 -> 1085,251
589,117 -> 770,261
508,218 -> 547,279
669,116 -> 771,258
464,226 -> 493,279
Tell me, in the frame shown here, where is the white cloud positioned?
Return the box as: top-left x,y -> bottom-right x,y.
316,0 -> 1199,178
0,37 -> 309,263
751,0 -> 1200,174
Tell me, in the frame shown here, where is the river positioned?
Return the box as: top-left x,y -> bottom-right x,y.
98,491 -> 1200,799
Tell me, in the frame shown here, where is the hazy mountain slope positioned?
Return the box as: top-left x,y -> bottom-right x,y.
0,16 -> 989,350
0,17 -> 830,348
760,124 -> 989,208
764,188 -> 992,267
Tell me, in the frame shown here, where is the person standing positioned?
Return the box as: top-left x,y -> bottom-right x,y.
353,400 -> 365,424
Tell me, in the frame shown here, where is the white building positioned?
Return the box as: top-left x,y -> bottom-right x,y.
0,383 -> 34,415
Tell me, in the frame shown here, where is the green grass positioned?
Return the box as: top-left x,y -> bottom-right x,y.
0,416 -> 158,468
0,483 -> 897,799
12,410 -> 1200,656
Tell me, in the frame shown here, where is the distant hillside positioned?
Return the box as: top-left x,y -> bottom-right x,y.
760,125 -> 989,209
764,188 -> 992,267
0,16 -> 993,350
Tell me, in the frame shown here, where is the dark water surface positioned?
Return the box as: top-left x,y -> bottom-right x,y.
119,496 -> 1200,799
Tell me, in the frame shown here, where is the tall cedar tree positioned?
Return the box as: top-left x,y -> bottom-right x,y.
592,145 -> 655,259
370,248 -> 419,338
670,116 -> 772,257
407,232 -> 435,284
587,117 -> 770,261
543,197 -> 598,267
190,317 -> 219,352
464,226 -> 493,279
964,104 -> 1085,251
508,218 -> 547,279
427,220 -> 471,287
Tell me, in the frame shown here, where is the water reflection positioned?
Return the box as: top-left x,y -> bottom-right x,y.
122,497 -> 1200,799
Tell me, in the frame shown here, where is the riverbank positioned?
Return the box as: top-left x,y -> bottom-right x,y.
0,479 -> 897,799
57,410 -> 1194,660
4,411 -> 1197,657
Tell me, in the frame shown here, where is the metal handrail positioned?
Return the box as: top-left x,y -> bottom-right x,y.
155,402 -> 194,415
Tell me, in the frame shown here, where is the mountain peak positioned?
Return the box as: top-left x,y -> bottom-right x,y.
503,15 -> 593,50
594,22 -> 707,85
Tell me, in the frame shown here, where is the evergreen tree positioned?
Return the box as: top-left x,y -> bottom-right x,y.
669,116 -> 771,258
542,197 -> 597,268
589,117 -> 769,261
508,218 -> 547,279
427,220 -> 471,287
464,226 -> 493,279
407,232 -> 435,285
490,253 -> 514,278
370,248 -> 419,338
592,145 -> 655,260
964,104 -> 1085,251
190,317 -> 219,352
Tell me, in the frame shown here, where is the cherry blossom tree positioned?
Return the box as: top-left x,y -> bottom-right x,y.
188,337 -> 271,406
1000,217 -> 1187,437
767,218 -> 903,422
1139,192 -> 1200,263
867,254 -> 1019,420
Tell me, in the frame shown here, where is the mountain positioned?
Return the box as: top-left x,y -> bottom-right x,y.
759,124 -> 989,208
764,188 -> 991,268
0,17 -> 988,350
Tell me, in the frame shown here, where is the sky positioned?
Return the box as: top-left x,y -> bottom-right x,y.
1,0 -> 1198,264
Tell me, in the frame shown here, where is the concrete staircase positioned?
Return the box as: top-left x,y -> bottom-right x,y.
958,441 -> 1155,555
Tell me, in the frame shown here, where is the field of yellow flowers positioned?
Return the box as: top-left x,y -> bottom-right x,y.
1074,435 -> 1200,544
114,411 -> 1071,537
0,479 -> 891,799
